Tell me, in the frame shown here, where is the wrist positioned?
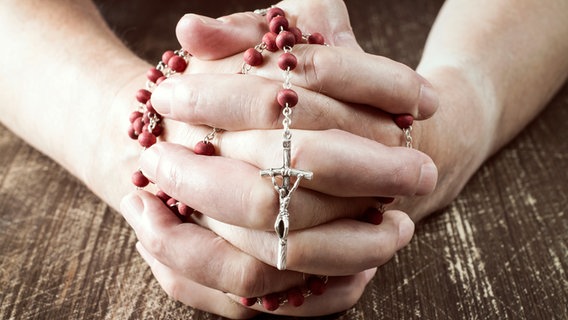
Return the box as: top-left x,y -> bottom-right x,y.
402,64 -> 498,219
82,61 -> 151,210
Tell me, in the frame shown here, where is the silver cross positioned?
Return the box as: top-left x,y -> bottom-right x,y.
260,137 -> 312,270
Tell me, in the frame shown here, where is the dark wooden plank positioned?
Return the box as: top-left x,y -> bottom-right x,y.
1,1 -> 566,319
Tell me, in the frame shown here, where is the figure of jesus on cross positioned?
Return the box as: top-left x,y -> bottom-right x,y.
261,136 -> 313,270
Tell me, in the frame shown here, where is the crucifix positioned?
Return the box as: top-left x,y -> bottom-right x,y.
261,135 -> 313,270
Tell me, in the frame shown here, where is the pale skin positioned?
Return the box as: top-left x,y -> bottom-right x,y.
0,0 -> 434,318
1,0 -> 567,319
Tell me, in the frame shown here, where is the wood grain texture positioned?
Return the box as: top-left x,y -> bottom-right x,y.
1,1 -> 566,319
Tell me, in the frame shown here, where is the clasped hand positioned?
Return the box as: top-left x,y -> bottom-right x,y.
120,0 -> 439,318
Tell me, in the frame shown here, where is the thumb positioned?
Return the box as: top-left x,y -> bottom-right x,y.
176,1 -> 362,60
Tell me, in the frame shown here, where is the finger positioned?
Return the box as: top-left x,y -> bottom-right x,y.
136,243 -> 259,319
216,129 -> 438,197
176,1 -> 361,61
140,243 -> 375,317
139,141 -> 377,231
200,210 -> 414,275
228,269 -> 377,316
139,135 -> 436,230
152,73 -> 405,147
246,45 -> 438,119
120,191 -> 305,297
176,12 -> 266,60
155,45 -> 438,123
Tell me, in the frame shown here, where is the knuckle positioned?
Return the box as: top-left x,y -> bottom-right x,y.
302,46 -> 337,90
144,230 -> 169,261
172,82 -> 200,123
389,158 -> 419,195
235,259 -> 267,297
246,180 -> 278,230
161,277 -> 183,302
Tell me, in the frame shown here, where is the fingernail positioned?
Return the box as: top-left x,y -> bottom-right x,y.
416,162 -> 438,195
397,217 -> 415,250
150,80 -> 173,115
135,242 -> 155,265
140,146 -> 161,182
417,84 -> 439,118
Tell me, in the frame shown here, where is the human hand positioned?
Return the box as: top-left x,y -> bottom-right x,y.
119,1 -> 439,317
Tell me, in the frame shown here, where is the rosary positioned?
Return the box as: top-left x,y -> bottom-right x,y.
127,6 -> 413,312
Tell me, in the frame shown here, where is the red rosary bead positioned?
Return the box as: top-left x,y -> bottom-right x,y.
127,126 -> 138,140
393,114 -> 414,129
147,68 -> 164,83
132,170 -> 149,188
262,32 -> 278,52
177,203 -> 193,216
269,15 -> 289,33
289,27 -> 303,43
151,124 -> 163,137
261,293 -> 280,311
240,297 -> 257,307
363,207 -> 384,225
166,197 -> 178,207
155,76 -> 167,85
167,55 -> 188,72
266,7 -> 285,22
307,276 -> 326,295
276,31 -> 296,50
286,288 -> 305,307
136,89 -> 152,104
132,117 -> 144,135
278,52 -> 297,71
277,89 -> 299,108
129,111 -> 143,123
138,131 -> 157,148
244,48 -> 263,66
162,50 -> 175,64
155,190 -> 171,203
194,141 -> 215,156
307,32 -> 325,45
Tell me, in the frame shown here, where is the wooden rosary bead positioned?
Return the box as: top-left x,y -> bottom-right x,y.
129,111 -> 143,123
240,297 -> 257,307
138,131 -> 157,147
167,55 -> 188,72
307,32 -> 325,45
127,126 -> 138,140
244,48 -> 263,66
269,15 -> 289,33
266,7 -> 285,22
307,276 -> 326,295
132,117 -> 144,135
276,30 -> 296,50
277,89 -> 298,108
262,32 -> 278,52
393,114 -> 414,128
289,27 -> 303,43
278,52 -> 297,70
261,293 -> 280,311
132,171 -> 149,188
286,288 -> 305,307
177,203 -> 193,216
136,89 -> 152,104
194,141 -> 215,156
161,50 -> 175,64
146,67 -> 164,83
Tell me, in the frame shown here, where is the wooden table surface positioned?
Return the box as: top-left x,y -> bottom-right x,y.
1,1 -> 567,319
